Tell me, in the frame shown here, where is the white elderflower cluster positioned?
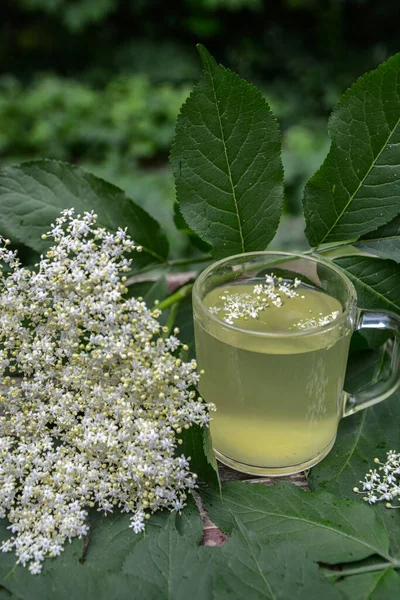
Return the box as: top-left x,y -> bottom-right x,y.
294,310 -> 340,331
354,451 -> 400,506
213,274 -> 302,324
0,209 -> 213,575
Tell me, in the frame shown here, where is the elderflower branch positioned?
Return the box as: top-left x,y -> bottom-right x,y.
0,209 -> 214,575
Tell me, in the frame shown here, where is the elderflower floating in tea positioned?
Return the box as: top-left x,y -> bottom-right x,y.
354,451 -> 400,506
0,209 -> 213,575
209,274 -> 300,324
294,311 -> 340,331
206,274 -> 339,330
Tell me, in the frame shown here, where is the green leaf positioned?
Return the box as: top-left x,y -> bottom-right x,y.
0,588 -> 18,600
174,293 -> 195,357
0,160 -> 169,269
121,513 -> 213,599
202,481 -> 391,564
350,330 -> 392,352
213,520 -> 342,599
125,276 -> 169,307
202,423 -> 220,487
180,423 -> 221,490
303,53 -> 400,248
83,496 -> 203,572
0,501 -> 207,600
335,256 -> 400,314
308,389 -> 400,558
336,569 -> 400,600
173,202 -> 212,253
355,215 -> 400,263
171,45 -> 284,258
345,348 -> 391,394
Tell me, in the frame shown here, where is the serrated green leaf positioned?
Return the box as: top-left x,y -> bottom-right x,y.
202,481 -> 391,564
213,520 -> 342,599
336,569 -> 400,600
171,45 -> 284,258
0,555 -> 157,600
355,215 -> 400,263
173,202 -> 212,253
83,496 -> 203,572
304,53 -> 400,248
0,160 -> 169,269
335,256 -> 400,314
0,500 -> 205,600
308,389 -> 400,559
180,423 -> 220,490
121,513 -> 213,599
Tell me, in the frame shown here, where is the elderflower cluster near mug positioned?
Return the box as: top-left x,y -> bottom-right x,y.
193,252 -> 400,476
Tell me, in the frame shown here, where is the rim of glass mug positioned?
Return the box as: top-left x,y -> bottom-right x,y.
193,251 -> 357,339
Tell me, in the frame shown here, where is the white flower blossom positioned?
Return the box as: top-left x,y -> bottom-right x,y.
0,209 -> 214,574
294,310 -> 339,331
354,451 -> 400,508
217,274 -> 300,324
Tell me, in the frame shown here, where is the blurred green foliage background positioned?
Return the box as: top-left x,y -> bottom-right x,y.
2,0 -> 399,256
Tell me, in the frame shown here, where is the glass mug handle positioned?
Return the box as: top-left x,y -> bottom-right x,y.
343,310 -> 400,417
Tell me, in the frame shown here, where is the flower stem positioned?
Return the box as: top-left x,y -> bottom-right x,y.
163,302 -> 180,337
324,560 -> 400,580
167,255 -> 212,267
157,283 -> 194,311
315,241 -> 358,258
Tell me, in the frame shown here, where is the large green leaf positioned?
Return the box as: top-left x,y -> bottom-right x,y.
308,389 -> 400,559
0,499 -> 343,600
171,45 -> 284,258
355,215 -> 400,263
0,501 -> 208,600
173,202 -> 212,253
202,481 -> 391,564
345,348 -> 391,395
0,590 -> 17,599
83,496 -> 203,572
336,569 -> 400,600
121,513 -> 213,599
0,160 -> 169,269
335,256 -> 400,314
303,53 -> 400,248
213,520 -> 342,599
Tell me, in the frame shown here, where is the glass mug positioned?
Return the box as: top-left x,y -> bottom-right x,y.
193,252 -> 400,476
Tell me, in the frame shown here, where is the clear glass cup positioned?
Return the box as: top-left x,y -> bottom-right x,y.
192,252 -> 400,476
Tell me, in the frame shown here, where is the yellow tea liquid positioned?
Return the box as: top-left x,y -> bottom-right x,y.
194,281 -> 351,473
